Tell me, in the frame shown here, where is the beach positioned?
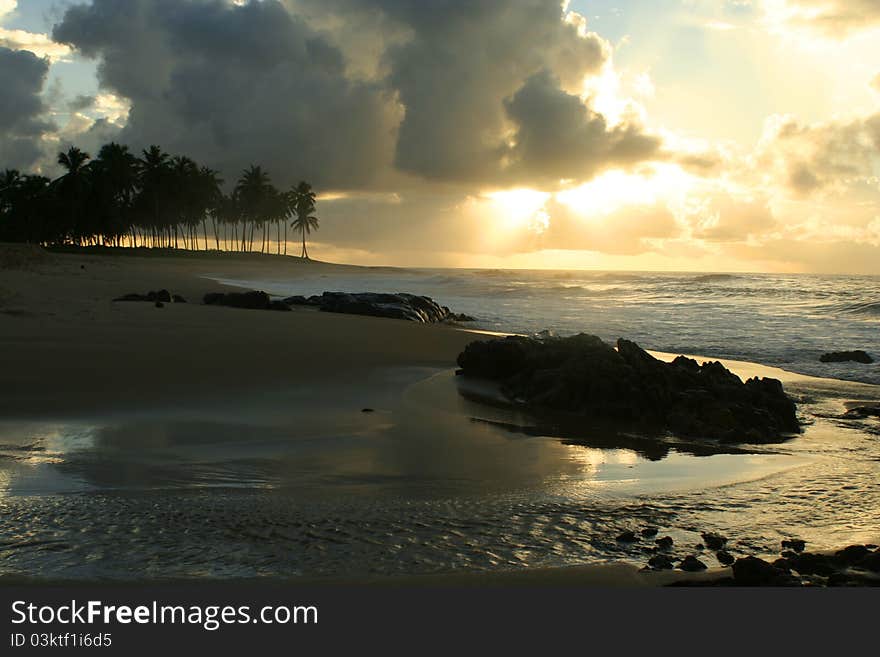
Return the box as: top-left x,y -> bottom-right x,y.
0,246 -> 476,416
1,244 -> 878,584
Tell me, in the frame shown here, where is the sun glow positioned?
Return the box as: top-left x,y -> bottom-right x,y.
556,166 -> 692,217
484,189 -> 551,232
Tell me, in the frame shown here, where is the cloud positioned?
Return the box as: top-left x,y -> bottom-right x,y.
53,0 -> 399,189
0,46 -> 53,169
0,28 -> 72,61
763,0 -> 880,37
755,112 -> 880,196
50,0 -> 661,191
687,193 -> 778,242
502,70 -> 662,185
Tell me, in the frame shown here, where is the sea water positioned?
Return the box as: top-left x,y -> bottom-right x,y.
210,268 -> 880,385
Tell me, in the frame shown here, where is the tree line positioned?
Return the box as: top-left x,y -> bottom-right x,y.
0,143 -> 320,258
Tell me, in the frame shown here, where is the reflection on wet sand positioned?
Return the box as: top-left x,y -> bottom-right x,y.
0,365 -> 877,580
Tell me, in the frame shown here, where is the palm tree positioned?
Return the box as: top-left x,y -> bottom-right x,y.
289,181 -> 318,259
235,165 -> 273,252
55,147 -> 92,244
91,143 -> 138,246
136,146 -> 171,247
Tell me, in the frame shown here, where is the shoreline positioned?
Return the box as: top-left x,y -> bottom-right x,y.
2,245 -> 878,586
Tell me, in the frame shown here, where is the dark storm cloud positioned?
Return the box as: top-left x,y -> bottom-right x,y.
0,46 -> 53,169
53,0 -> 398,189
52,0 -> 660,190
502,71 -> 662,184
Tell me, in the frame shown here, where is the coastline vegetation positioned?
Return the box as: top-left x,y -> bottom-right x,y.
0,143 -> 319,258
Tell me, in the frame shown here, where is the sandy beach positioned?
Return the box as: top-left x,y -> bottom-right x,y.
0,245 -> 477,416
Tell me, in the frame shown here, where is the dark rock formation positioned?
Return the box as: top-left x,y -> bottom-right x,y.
282,292 -> 474,323
679,556 -> 708,572
456,334 -> 800,442
641,527 -> 659,538
172,294 -> 187,303
114,289 -> 172,303
819,350 -> 873,364
702,532 -> 727,550
647,554 -> 674,570
203,291 -> 288,311
732,556 -> 793,586
781,538 -> 806,553
656,536 -> 674,550
616,530 -> 638,543
716,550 -> 735,566
670,544 -> 880,586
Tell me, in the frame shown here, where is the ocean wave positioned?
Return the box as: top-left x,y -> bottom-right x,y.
825,301 -> 880,318
691,274 -> 741,283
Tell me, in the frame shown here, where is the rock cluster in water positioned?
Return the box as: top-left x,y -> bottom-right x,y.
283,292 -> 475,323
819,350 -> 874,364
672,541 -> 880,587
456,333 -> 800,442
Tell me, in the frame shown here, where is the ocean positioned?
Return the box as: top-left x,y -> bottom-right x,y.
211,267 -> 880,385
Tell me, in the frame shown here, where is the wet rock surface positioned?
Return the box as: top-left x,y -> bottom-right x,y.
663,538 -> 880,586
819,350 -> 873,364
284,291 -> 475,323
456,333 -> 800,442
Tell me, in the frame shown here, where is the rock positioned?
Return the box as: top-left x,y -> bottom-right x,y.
203,291 -> 272,310
616,530 -> 638,543
282,295 -> 313,306
702,532 -> 727,550
268,300 -> 292,312
732,556 -> 788,585
781,538 -> 806,553
172,294 -> 187,303
282,291 -> 472,324
835,545 -> 871,565
361,408 -> 375,413
679,556 -> 708,572
819,350 -> 873,364
716,550 -> 735,566
114,293 -> 152,302
648,554 -> 674,570
641,527 -> 659,538
772,558 -> 792,573
857,550 -> 880,572
154,301 -> 164,308
115,290 -> 178,303
656,536 -> 674,550
456,334 -> 800,442
786,552 -> 837,576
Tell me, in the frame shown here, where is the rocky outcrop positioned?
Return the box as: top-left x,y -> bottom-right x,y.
456,333 -> 800,442
203,291 -> 290,311
114,289 -> 177,303
819,350 -> 873,364
283,292 -> 475,323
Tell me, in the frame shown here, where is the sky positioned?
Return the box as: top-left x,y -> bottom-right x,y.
2,0 -> 880,273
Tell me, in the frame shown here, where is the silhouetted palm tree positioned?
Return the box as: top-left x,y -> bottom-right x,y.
290,181 -> 318,259
55,147 -> 92,245
235,165 -> 273,252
